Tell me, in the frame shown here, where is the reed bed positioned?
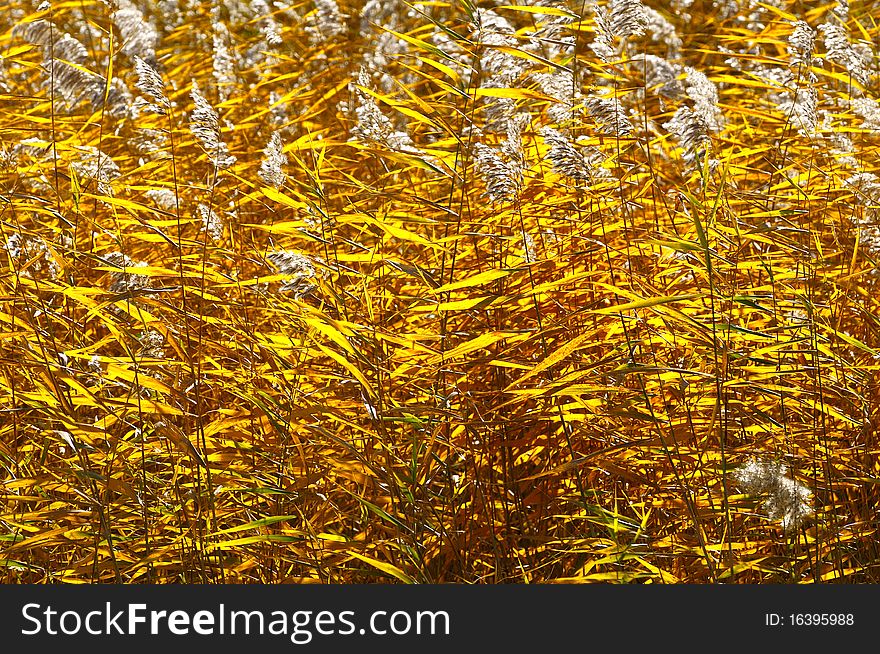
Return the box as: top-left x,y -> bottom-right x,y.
1,0 -> 879,583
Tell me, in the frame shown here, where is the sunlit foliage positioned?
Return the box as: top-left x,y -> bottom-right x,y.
1,0 -> 879,583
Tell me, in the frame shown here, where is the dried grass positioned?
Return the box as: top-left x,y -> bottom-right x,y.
0,0 -> 879,583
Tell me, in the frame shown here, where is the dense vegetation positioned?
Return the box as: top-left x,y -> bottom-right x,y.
1,0 -> 879,583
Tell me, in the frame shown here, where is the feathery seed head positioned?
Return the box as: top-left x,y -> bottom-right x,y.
522,231 -> 536,263
778,87 -> 818,136
348,69 -> 419,153
305,0 -> 345,45
213,23 -> 238,103
643,7 -> 682,52
641,54 -> 684,96
470,9 -> 516,43
103,251 -> 151,293
145,188 -> 177,210
252,0 -> 283,45
39,57 -> 107,111
4,233 -> 59,280
590,4 -> 616,62
788,21 -> 816,68
663,105 -> 712,158
130,127 -> 170,158
189,80 -> 236,169
138,329 -> 165,358
110,0 -> 159,65
541,126 -> 606,182
846,172 -> 880,206
585,95 -> 634,137
684,67 -> 723,132
197,204 -> 224,242
527,8 -> 576,57
533,70 -> 580,124
133,56 -> 169,112
819,22 -> 870,86
500,113 -> 530,172
471,9 -> 525,88
51,32 -> 90,63
267,250 -> 319,298
852,97 -> 880,132
71,147 -> 120,196
259,131 -> 287,189
609,0 -> 647,38
733,458 -> 813,533
473,142 -> 521,203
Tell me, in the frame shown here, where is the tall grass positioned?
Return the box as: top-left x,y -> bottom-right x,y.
0,0 -> 878,583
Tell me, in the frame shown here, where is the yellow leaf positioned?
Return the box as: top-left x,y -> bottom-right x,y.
428,332 -> 507,364
496,4 -> 577,15
431,269 -> 509,293
156,421 -> 207,468
414,296 -> 498,312
506,333 -> 590,389
347,551 -> 415,584
381,221 -> 443,249
416,55 -> 461,83
261,186 -> 306,209
303,315 -> 357,357
590,294 -> 700,315
474,87 -> 554,101
315,342 -> 377,399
